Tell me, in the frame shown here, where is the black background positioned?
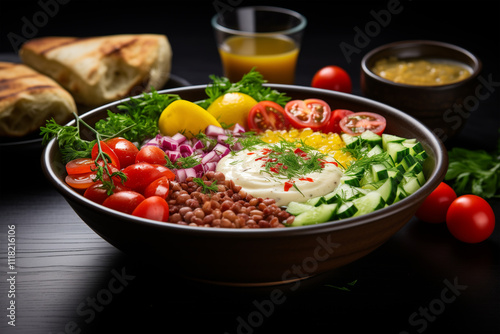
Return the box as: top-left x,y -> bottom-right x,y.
0,1 -> 499,334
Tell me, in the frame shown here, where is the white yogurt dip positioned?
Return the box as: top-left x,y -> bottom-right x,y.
216,144 -> 343,206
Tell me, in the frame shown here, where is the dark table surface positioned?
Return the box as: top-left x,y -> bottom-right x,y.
1,1 -> 499,333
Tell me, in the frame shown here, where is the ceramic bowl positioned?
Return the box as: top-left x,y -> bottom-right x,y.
361,40 -> 481,142
41,85 -> 447,286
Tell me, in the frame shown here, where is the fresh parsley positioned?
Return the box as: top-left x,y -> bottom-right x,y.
95,89 -> 180,144
445,142 -> 500,199
196,68 -> 291,109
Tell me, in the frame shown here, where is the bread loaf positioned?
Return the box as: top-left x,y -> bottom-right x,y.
0,62 -> 76,137
20,34 -> 172,107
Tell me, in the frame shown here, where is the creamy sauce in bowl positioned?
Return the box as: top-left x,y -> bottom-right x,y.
216,144 -> 343,206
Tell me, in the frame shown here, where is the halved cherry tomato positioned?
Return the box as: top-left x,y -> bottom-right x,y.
247,101 -> 289,132
132,196 -> 170,222
320,109 -> 354,134
284,99 -> 331,131
311,65 -> 352,94
144,176 -> 170,199
65,172 -> 97,190
122,162 -> 175,193
66,158 -> 96,175
84,181 -> 130,204
102,190 -> 145,214
135,145 -> 167,165
91,141 -> 121,169
339,111 -> 386,136
105,137 -> 139,168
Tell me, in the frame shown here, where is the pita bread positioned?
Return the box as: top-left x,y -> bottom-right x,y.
19,34 -> 172,107
0,62 -> 76,137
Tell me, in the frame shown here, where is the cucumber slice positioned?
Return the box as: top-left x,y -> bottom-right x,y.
415,150 -> 429,163
286,201 -> 313,216
334,183 -> 369,201
352,191 -> 385,217
375,177 -> 397,205
306,196 -> 327,207
360,130 -> 382,148
382,133 -> 405,150
386,142 -> 410,164
337,202 -> 358,219
398,154 -> 418,171
403,141 -> 424,155
341,174 -> 360,187
387,167 -> 404,183
395,185 -> 408,202
291,203 -> 338,226
341,133 -> 362,149
366,145 -> 383,157
371,163 -> 389,181
401,173 -> 421,195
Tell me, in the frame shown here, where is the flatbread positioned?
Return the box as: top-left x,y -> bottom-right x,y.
0,62 -> 76,137
20,34 -> 172,106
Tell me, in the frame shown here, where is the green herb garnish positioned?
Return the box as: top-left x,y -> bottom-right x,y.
165,155 -> 202,170
193,178 -> 219,194
196,68 -> 291,109
445,139 -> 500,198
95,89 -> 180,144
41,112 -> 127,194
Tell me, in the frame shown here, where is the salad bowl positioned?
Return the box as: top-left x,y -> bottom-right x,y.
41,84 -> 448,286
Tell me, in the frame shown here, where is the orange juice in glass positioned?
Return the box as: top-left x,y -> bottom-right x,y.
212,6 -> 307,84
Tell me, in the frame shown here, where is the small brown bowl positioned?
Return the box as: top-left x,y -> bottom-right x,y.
361,40 -> 481,142
41,84 -> 448,286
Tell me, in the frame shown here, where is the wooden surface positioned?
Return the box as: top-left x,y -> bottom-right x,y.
1,1 -> 499,333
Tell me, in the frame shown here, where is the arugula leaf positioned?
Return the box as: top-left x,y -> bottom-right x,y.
196,69 -> 291,109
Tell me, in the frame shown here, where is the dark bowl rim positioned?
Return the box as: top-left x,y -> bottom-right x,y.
41,84 -> 448,238
361,39 -> 482,90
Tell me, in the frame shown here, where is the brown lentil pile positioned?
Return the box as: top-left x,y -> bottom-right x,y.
166,171 -> 294,228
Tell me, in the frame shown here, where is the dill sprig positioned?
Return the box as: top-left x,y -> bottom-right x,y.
193,178 -> 219,194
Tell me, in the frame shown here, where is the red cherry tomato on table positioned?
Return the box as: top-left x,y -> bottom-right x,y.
135,145 -> 167,165
102,190 -> 145,214
247,101 -> 289,133
339,111 -> 386,136
416,182 -> 457,223
284,99 -> 331,131
311,65 -> 352,94
105,137 -> 139,168
91,141 -> 121,169
320,109 -> 354,134
132,196 -> 170,222
446,195 -> 495,243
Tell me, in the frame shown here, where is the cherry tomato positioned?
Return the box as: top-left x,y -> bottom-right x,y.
339,111 -> 386,136
311,65 -> 352,94
102,190 -> 145,214
416,182 -> 457,223
132,196 -> 170,222
105,137 -> 139,168
320,109 -> 354,134
66,158 -> 96,175
135,145 -> 167,165
247,101 -> 289,133
446,195 -> 495,243
84,181 -> 130,204
91,141 -> 121,169
284,99 -> 331,131
122,162 -> 175,193
65,172 -> 97,190
144,176 -> 170,199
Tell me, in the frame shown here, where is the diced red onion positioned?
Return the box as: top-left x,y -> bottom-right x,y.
193,140 -> 205,150
205,125 -> 226,137
161,137 -> 179,151
213,143 -> 231,158
233,123 -> 245,135
172,133 -> 187,144
166,150 -> 181,162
